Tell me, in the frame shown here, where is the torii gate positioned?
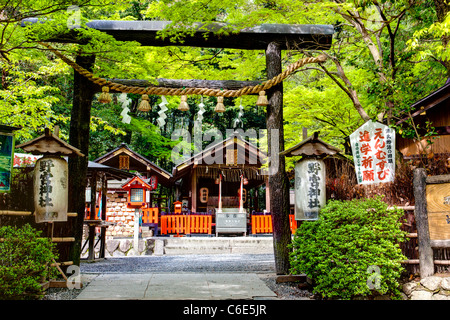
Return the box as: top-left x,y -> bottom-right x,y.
30,19 -> 333,274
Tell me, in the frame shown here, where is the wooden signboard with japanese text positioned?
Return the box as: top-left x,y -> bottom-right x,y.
426,182 -> 450,241
349,120 -> 395,185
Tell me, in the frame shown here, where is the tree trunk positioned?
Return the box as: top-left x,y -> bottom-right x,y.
265,42 -> 291,275
68,54 -> 96,267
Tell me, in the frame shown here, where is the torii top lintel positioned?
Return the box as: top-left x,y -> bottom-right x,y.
26,19 -> 334,50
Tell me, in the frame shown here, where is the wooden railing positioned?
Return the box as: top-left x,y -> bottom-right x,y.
289,214 -> 298,234
142,207 -> 159,224
251,214 -> 298,235
251,215 -> 273,234
160,214 -> 212,236
187,215 -> 212,235
160,215 -> 186,236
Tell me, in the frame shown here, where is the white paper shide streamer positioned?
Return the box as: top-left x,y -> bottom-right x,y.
157,96 -> 168,128
233,99 -> 244,128
118,93 -> 131,124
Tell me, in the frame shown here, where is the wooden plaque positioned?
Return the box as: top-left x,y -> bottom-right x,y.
426,182 -> 450,241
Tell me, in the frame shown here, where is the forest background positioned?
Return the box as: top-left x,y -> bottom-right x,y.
1,0 -> 450,177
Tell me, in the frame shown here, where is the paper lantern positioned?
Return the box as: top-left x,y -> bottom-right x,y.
33,156 -> 68,223
294,159 -> 325,221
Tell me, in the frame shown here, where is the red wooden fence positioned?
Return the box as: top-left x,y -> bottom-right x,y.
251,214 -> 298,235
160,215 -> 212,236
142,207 -> 159,224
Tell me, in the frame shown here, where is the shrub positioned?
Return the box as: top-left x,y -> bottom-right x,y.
0,224 -> 59,299
289,197 -> 407,300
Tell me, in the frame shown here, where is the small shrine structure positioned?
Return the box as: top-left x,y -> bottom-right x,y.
171,133 -> 268,215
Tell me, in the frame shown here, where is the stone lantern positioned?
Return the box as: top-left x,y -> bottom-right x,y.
16,127 -> 83,223
280,132 -> 341,221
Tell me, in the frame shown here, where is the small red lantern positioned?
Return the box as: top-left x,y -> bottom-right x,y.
149,175 -> 158,190
121,176 -> 153,207
173,201 -> 182,214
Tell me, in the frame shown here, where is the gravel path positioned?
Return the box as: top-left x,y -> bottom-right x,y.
44,254 -> 315,300
80,253 -> 276,273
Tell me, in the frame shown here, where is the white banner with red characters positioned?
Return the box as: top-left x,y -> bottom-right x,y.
350,120 -> 396,185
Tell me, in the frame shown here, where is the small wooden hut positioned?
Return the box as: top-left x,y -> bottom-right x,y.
94,143 -> 172,186
396,80 -> 450,160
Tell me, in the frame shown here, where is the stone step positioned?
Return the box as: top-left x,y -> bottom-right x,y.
92,236 -> 275,258
162,237 -> 274,255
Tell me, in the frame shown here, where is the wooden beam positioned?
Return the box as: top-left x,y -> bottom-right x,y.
25,19 -> 333,50
0,210 -> 32,215
413,168 -> 434,277
51,237 -> 75,243
95,78 -> 262,94
430,240 -> 450,248
275,274 -> 307,283
426,174 -> 450,184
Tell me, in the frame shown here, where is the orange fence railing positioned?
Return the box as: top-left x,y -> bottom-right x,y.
160,214 -> 213,236
160,215 -> 186,236
251,214 -> 298,235
289,214 -> 298,234
187,215 -> 212,235
142,207 -> 159,224
251,215 -> 273,234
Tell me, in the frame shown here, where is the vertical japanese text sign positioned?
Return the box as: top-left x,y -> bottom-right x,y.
294,159 -> 326,220
0,132 -> 15,192
350,120 -> 396,185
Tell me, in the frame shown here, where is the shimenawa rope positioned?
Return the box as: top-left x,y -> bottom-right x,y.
38,41 -> 327,97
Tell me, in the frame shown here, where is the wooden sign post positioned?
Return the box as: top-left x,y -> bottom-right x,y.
413,168 -> 450,278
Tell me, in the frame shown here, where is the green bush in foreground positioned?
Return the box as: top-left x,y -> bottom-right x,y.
0,224 -> 59,300
289,197 -> 407,300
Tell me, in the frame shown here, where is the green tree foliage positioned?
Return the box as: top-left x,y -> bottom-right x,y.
0,224 -> 59,300
289,197 -> 407,299
1,0 -> 448,168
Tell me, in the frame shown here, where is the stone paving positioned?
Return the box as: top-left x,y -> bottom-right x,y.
75,273 -> 278,300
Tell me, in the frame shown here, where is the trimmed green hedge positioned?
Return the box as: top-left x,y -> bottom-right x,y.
289,197 -> 407,299
0,224 -> 59,299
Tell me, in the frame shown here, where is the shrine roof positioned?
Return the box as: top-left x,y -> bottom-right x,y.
280,132 -> 342,158
94,143 -> 172,186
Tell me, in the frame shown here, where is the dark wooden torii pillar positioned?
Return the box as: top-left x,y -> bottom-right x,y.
53,20 -> 334,273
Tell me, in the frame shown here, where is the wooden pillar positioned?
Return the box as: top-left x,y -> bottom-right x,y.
68,54 -> 96,267
88,172 -> 97,261
89,172 -> 97,220
413,168 -> 434,277
266,42 -> 291,275
191,168 -> 197,213
265,178 -> 270,212
100,173 -> 107,258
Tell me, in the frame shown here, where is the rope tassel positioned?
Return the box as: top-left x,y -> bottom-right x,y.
138,94 -> 151,112
178,95 -> 189,111
98,86 -> 112,103
215,96 -> 225,113
256,91 -> 268,106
